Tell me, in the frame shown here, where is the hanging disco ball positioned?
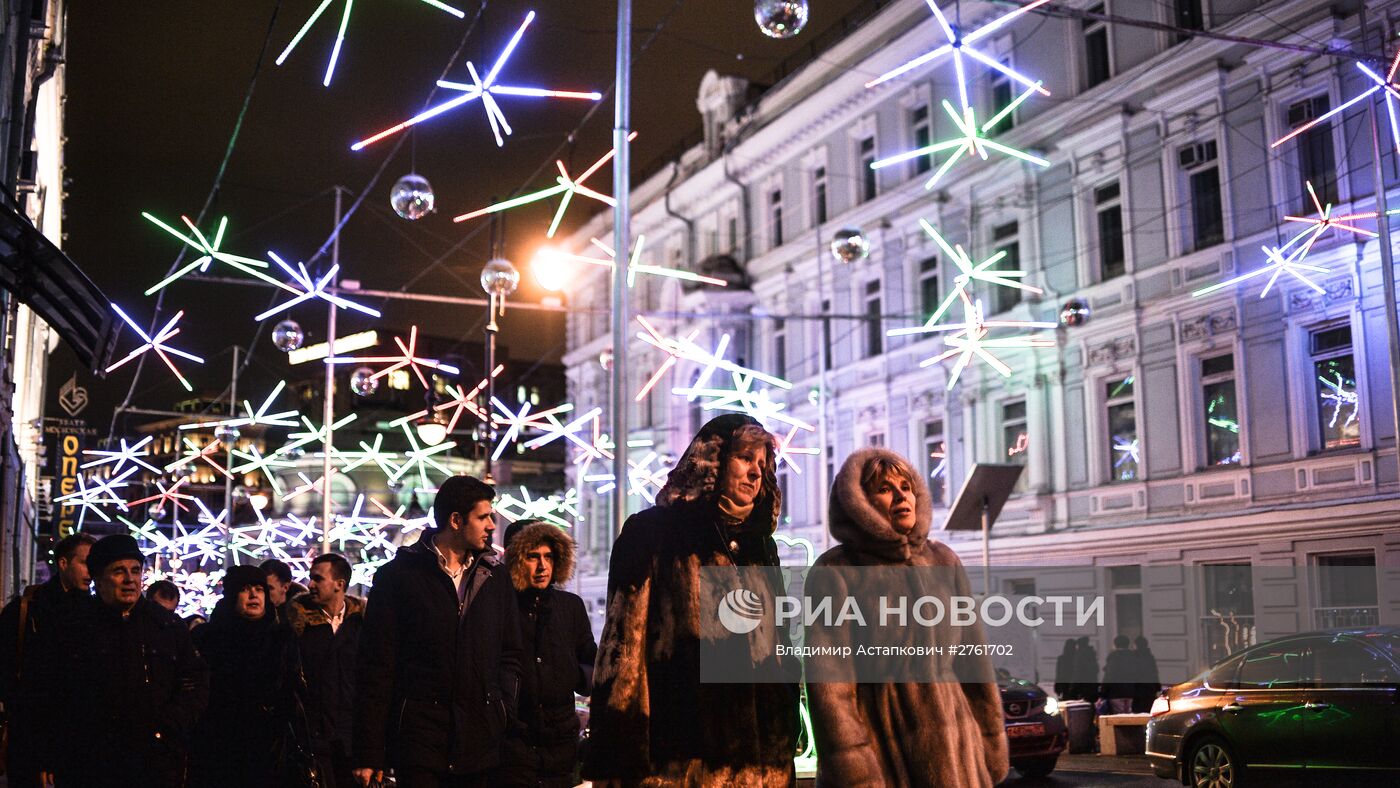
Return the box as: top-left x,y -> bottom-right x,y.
480,257 -> 520,298
598,350 -> 614,371
1059,299 -> 1091,327
271,319 -> 305,352
754,0 -> 809,39
213,424 -> 241,444
386,477 -> 404,491
350,366 -> 379,397
829,227 -> 871,265
390,173 -> 436,221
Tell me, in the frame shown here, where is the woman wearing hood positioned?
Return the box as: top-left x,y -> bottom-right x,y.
583,414 -> 800,787
807,447 -> 1009,787
190,563 -> 313,787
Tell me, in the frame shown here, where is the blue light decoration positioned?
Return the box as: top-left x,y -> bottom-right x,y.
106,305 -> 205,392
255,253 -> 383,321
1273,47 -> 1400,155
276,0 -> 467,87
865,0 -> 1052,116
351,11 -> 602,150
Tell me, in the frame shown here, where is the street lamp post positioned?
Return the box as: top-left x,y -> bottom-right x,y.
610,0 -> 632,538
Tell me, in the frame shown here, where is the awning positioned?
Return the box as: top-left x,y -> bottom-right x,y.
0,198 -> 117,373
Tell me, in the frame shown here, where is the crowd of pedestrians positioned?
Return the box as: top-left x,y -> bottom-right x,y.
0,415 -> 1167,786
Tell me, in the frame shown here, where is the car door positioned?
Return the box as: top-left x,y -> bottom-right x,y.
1303,632 -> 1400,772
1214,638 -> 1311,769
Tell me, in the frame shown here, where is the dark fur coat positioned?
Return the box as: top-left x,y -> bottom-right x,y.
808,447 -> 1009,787
583,414 -> 800,787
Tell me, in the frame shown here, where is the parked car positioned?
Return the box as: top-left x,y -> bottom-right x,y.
1000,677 -> 1067,777
1146,627 -> 1400,787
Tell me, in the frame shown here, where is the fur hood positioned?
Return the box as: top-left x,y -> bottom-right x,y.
656,413 -> 782,535
504,521 -> 576,591
829,447 -> 935,564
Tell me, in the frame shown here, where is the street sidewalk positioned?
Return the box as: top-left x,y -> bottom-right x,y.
1055,752 -> 1156,776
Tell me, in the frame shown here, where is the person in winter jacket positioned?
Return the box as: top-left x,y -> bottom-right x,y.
583,413 -> 800,787
289,552 -> 365,788
498,520 -> 598,787
47,534 -> 209,787
1100,635 -> 1136,714
1131,636 -> 1161,713
190,563 -> 312,787
263,557 -> 308,621
353,474 -> 523,788
806,448 -> 1009,788
1073,636 -> 1100,704
1053,639 -> 1078,701
0,533 -> 95,788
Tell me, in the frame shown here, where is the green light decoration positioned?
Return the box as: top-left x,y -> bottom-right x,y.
142,213 -> 285,295
870,83 -> 1047,190
453,133 -> 637,237
908,219 -> 1042,328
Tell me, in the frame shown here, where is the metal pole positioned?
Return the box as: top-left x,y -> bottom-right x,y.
1369,79 -> 1400,483
223,345 -> 238,568
610,0 -> 631,538
981,498 -> 991,597
321,187 -> 342,552
815,227 -> 831,552
485,312 -> 498,483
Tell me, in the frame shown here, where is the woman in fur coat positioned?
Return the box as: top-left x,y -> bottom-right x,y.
807,447 -> 1009,787
583,414 -> 800,787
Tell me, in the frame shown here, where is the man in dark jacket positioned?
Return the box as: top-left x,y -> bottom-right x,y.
290,552 -> 366,788
47,534 -> 209,787
0,533 -> 95,788
354,475 -> 523,788
1100,635 -> 1135,714
262,557 -> 308,622
499,520 -> 598,788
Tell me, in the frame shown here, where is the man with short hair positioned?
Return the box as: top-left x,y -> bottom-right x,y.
354,475 -> 522,788
0,533 -> 96,788
45,534 -> 209,787
146,579 -> 181,613
289,552 -> 365,788
260,557 -> 306,620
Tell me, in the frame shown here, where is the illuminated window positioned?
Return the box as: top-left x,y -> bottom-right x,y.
1105,376 -> 1138,482
1311,325 -> 1360,450
1202,354 -> 1240,466
924,419 -> 946,506
1002,400 -> 1028,465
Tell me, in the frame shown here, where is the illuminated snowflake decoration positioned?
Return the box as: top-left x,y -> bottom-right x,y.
142,214 -> 279,295
908,219 -> 1042,328
280,413 -> 359,457
351,11 -> 602,150
495,487 -> 580,529
126,477 -> 197,516
182,381 -> 300,434
871,84 -> 1048,190
773,426 -> 820,474
865,0 -> 1052,115
106,305 -> 205,392
82,436 -> 162,476
228,446 -> 298,498
488,399 -> 578,462
929,442 -> 948,481
1274,47 -> 1400,155
53,468 -> 135,529
523,406 -> 606,457
570,236 -> 729,288
254,254 -> 383,321
165,436 -> 233,480
890,298 -> 1056,390
583,448 -> 673,504
388,423 -> 458,490
334,434 -> 403,477
276,0 -> 466,87
1112,436 -> 1140,471
1191,239 -> 1327,299
1318,372 -> 1359,429
388,367 -> 500,435
327,325 -> 460,389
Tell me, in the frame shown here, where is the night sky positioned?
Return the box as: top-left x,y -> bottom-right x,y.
56,0 -> 867,426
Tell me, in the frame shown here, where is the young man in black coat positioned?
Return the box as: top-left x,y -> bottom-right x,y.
354,475 -> 523,788
289,552 -> 366,788
46,534 -> 209,787
0,533 -> 95,788
499,520 -> 598,788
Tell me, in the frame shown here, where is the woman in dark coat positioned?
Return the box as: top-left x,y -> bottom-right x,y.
190,564 -> 311,787
806,447 -> 1009,787
583,414 -> 800,787
499,520 -> 598,787
1054,639 -> 1078,700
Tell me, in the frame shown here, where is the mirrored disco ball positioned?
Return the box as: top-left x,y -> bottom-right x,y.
390,173 -> 435,220
213,424 -> 241,443
1060,299 -> 1091,327
271,319 -> 305,352
829,227 -> 871,265
480,257 -> 520,298
754,0 -> 809,39
350,366 -> 379,397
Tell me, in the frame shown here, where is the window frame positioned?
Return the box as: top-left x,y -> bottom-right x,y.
768,186 -> 784,249
1282,93 -> 1341,215
917,254 -> 940,324
1176,137 -> 1226,253
1307,322 -> 1363,453
989,220 -> 1022,314
1199,352 -> 1242,468
864,278 -> 883,358
923,418 -> 948,507
1081,2 -> 1113,89
812,165 -> 828,226
1094,180 -> 1126,281
1103,374 -> 1139,484
857,134 -> 878,203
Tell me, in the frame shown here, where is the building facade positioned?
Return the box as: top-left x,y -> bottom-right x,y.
561,0 -> 1400,679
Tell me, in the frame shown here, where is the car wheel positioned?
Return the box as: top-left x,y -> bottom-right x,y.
1015,756 -> 1057,778
1187,736 -> 1242,788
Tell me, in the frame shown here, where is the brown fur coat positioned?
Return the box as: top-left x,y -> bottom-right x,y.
808,448 -> 1009,787
583,414 -> 800,787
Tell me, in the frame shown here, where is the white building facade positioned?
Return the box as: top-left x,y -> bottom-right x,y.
561,0 -> 1400,680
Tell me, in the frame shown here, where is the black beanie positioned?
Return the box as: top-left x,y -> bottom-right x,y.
87,534 -> 144,576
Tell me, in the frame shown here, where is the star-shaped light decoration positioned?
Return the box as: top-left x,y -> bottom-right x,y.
495,487 -> 579,529
488,398 -> 577,462
125,477 -> 197,516
280,413 -> 360,457
254,254 -> 383,321
106,305 -> 205,392
388,423 -> 457,491
929,442 -> 948,481
181,381 -> 301,433
327,325 -> 460,390
141,214 -> 279,295
773,426 -> 820,474
228,445 -> 298,497
351,11 -> 602,150
275,0 -> 466,87
333,434 -> 402,478
165,436 -> 234,480
568,236 -> 729,289
907,219 -> 1042,328
367,497 -> 434,536
1274,47 -> 1400,154
584,450 -> 673,504
891,298 -> 1056,390
871,83 -> 1047,190
53,468 -> 135,529
1112,436 -> 1140,472
454,133 -> 638,237
81,436 -> 163,475
522,406 -> 605,457
1191,238 -> 1327,299
865,0 -> 1052,115
388,365 -> 501,434
1279,180 -> 1378,256
673,373 -> 815,432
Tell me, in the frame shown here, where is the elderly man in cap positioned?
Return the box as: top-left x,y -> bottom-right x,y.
41,534 -> 209,787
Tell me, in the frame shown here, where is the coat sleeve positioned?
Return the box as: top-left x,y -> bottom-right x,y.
580,516 -> 654,781
804,563 -> 885,787
160,623 -> 210,747
950,555 -> 1009,784
354,564 -> 400,770
570,594 -> 599,695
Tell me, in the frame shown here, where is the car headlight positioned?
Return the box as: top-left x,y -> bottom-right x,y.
1044,696 -> 1060,716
